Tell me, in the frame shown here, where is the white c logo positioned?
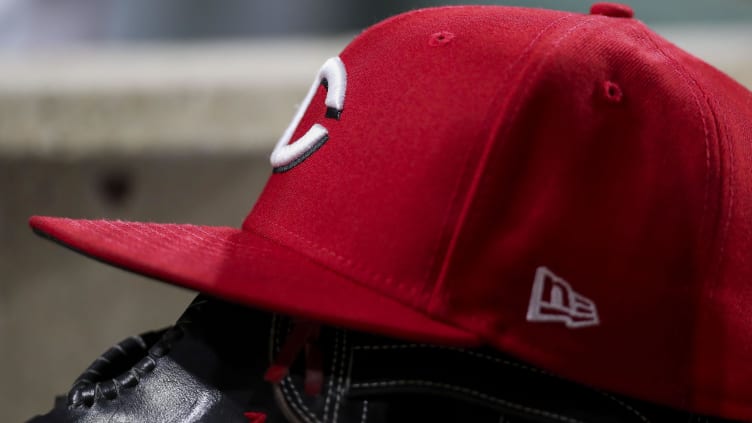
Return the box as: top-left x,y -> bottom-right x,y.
270,56 -> 347,172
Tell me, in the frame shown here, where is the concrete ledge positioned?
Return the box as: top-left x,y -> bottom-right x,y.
0,37 -> 350,158
0,26 -> 750,158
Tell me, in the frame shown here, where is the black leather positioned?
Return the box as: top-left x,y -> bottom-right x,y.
27,296 -> 287,423
271,317 -> 738,423
28,295 -> 739,423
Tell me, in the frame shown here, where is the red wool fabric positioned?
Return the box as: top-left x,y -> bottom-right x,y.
29,5 -> 752,421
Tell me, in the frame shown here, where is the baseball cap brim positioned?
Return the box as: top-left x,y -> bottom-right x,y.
30,216 -> 480,346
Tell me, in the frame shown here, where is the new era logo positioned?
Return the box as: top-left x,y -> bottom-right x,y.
526,266 -> 599,329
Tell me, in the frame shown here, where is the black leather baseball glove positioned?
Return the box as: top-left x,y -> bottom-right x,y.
27,295 -> 737,423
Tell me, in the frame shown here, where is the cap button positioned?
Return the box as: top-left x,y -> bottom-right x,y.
590,3 -> 634,18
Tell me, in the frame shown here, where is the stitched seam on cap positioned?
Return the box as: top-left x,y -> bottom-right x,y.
261,221 -> 395,286
418,8 -> 581,301
250,221 -> 438,312
428,14 -> 600,318
636,22 -> 725,410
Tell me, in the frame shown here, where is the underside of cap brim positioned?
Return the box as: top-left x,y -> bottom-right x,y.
29,216 -> 480,346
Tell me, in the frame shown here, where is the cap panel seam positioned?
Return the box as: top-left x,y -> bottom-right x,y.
261,220 -> 396,288
633,23 -> 721,282
428,14 -> 602,320
634,22 -> 726,409
685,84 -> 737,406
418,11 -> 580,300
250,221 -> 432,309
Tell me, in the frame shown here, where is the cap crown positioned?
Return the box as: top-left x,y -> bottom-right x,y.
245,6 -> 752,419
247,6 -> 570,307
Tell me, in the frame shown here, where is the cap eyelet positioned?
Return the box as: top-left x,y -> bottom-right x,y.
602,81 -> 624,103
429,31 -> 455,47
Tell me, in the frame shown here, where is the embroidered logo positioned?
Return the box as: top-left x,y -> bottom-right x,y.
526,266 -> 599,329
270,56 -> 347,173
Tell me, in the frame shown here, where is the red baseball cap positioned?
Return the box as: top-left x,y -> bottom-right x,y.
30,3 -> 752,420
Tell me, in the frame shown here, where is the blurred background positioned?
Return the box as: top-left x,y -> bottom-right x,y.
1,0 -> 750,421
